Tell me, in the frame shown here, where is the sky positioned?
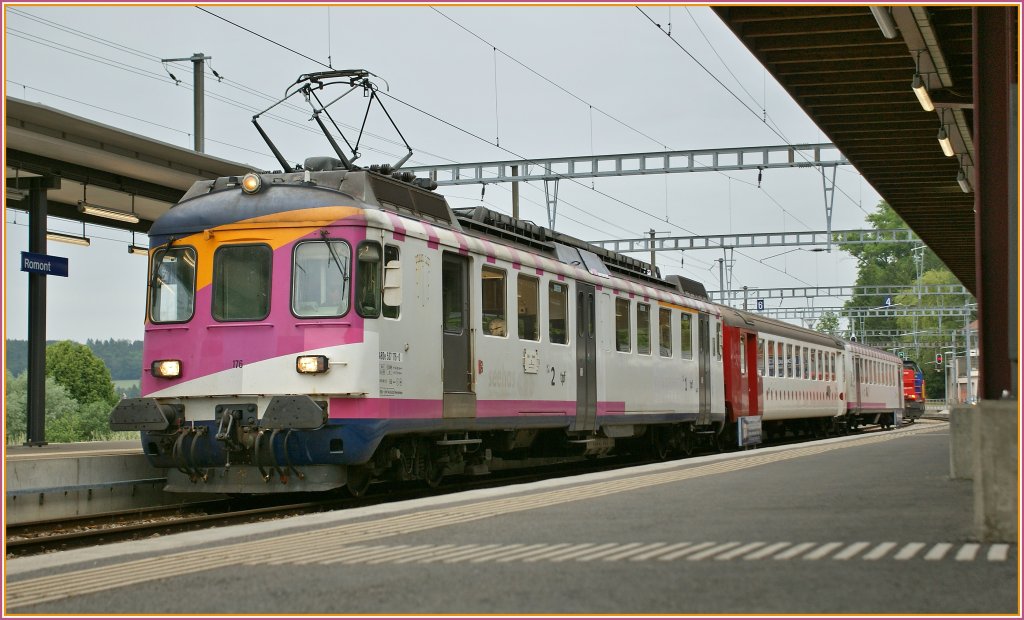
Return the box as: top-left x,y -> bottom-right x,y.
2,3 -> 881,343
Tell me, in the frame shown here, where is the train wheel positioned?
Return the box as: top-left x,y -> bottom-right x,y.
424,447 -> 445,488
346,466 -> 372,497
650,427 -> 671,460
679,429 -> 694,457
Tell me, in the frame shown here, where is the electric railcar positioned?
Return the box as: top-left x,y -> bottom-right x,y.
110,161 -> 904,496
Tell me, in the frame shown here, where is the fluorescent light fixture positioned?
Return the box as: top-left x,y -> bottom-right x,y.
870,6 -> 898,39
937,127 -> 955,157
78,201 -> 140,223
6,187 -> 28,201
957,168 -> 972,193
47,231 -> 91,246
129,245 -> 149,256
912,74 -> 934,112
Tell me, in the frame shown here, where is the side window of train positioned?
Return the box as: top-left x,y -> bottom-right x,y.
544,280 -> 569,344
739,334 -> 747,374
482,266 -> 507,337
517,274 -> 540,341
614,297 -> 631,352
757,338 -> 765,376
766,340 -> 775,377
549,281 -> 568,345
658,308 -> 672,357
355,242 -> 382,318
679,313 -> 693,359
715,322 -> 723,360
149,246 -> 197,323
292,240 -> 351,318
213,244 -> 272,322
786,344 -> 794,378
636,303 -> 651,355
794,346 -> 802,379
382,245 -> 400,319
803,347 -> 810,379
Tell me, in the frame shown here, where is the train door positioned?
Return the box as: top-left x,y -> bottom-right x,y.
854,356 -> 863,413
573,282 -> 597,432
744,331 -> 761,415
441,253 -> 475,418
697,313 -> 712,424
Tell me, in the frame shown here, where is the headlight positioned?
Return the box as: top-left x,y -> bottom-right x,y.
296,355 -> 329,374
241,172 -> 262,194
151,359 -> 182,378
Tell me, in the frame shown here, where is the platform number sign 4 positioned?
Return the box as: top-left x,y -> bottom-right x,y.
756,299 -> 765,311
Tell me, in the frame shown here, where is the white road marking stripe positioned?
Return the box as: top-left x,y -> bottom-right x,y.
987,544 -> 1010,562
604,542 -> 669,561
576,543 -> 644,562
541,544 -> 606,563
688,542 -> 743,561
924,543 -> 953,561
468,543 -> 528,563
328,544 -> 410,565
417,545 -> 491,564
518,544 -> 580,563
553,543 -> 618,562
715,542 -> 767,560
833,542 -> 871,560
392,544 -> 458,564
863,542 -> 898,561
630,542 -> 693,561
894,542 -> 927,560
744,542 -> 792,560
659,541 -> 717,561
774,542 -> 817,560
573,541 -> 626,561
362,545 -> 434,565
492,544 -> 556,563
955,543 -> 980,562
441,544 -> 505,563
804,542 -> 844,560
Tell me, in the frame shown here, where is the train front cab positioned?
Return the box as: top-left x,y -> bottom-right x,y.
902,360 -> 926,421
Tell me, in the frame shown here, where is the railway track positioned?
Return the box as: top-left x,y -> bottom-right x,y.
6,424 -> 905,558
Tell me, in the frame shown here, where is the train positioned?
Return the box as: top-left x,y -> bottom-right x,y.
902,359 -> 926,421
109,71 -> 904,496
109,159 -> 904,495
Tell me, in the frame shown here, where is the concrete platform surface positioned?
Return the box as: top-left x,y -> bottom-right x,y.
5,420 -> 1019,615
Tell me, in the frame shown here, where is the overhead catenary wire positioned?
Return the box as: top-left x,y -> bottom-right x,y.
429,8 -> 815,232
637,6 -> 869,217
10,7 -> 818,290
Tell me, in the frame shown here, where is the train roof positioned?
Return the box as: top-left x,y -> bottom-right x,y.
155,158 -> 712,304
720,306 -> 843,349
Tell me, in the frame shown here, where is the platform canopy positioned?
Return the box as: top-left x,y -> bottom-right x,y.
5,97 -> 255,233
713,6 -> 987,294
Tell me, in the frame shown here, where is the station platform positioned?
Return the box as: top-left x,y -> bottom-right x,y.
5,420 -> 1019,615
4,440 -> 203,524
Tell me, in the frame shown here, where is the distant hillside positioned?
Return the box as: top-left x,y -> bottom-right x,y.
6,339 -> 143,381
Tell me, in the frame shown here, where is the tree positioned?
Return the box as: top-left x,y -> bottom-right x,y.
45,340 -> 119,408
4,371 -> 81,444
838,201 -> 947,334
86,339 -> 143,381
815,311 -> 840,334
839,200 -> 975,400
